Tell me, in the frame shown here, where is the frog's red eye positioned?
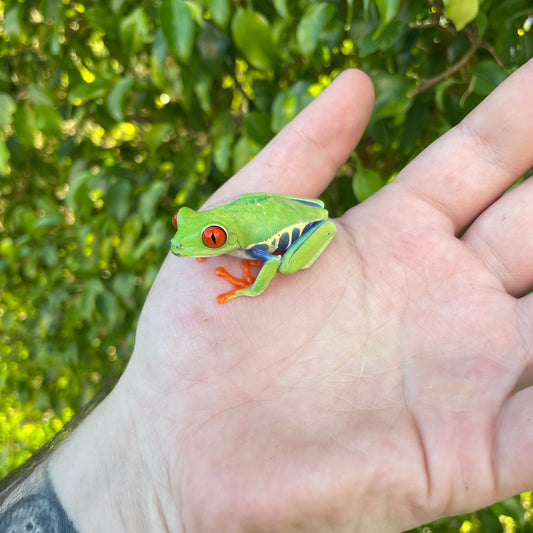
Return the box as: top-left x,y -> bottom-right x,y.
172,211 -> 178,229
202,225 -> 227,248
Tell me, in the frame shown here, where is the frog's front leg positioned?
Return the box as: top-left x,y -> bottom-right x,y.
217,255 -> 281,303
215,259 -> 262,304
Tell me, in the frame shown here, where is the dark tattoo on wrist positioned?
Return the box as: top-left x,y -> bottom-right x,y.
0,471 -> 78,533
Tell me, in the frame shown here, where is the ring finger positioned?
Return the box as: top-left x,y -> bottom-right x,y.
461,175 -> 533,296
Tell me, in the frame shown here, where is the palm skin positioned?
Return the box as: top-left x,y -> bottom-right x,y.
52,61 -> 533,532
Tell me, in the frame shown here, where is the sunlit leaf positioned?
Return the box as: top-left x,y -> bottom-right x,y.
0,139 -> 10,174
273,0 -> 290,18
85,6 -> 120,37
35,105 -> 62,137
444,0 -> 479,30
296,2 -> 336,57
208,0 -> 231,27
4,7 -> 21,37
158,0 -> 195,61
211,111 -> 233,173
271,81 -> 312,132
13,104 -> 35,146
106,179 -> 132,222
139,182 -> 168,225
231,9 -> 277,71
107,78 -> 134,121
0,94 -> 16,129
232,136 -> 261,174
352,166 -> 384,202
375,0 -> 400,25
120,7 -> 152,53
144,123 -> 174,152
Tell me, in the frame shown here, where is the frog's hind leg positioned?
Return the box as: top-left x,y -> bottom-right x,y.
279,220 -> 336,274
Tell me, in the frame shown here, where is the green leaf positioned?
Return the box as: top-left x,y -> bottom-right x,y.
231,9 -> 277,71
273,0 -> 290,18
186,0 -> 204,27
139,182 -> 168,225
208,0 -> 231,28
48,25 -> 61,56
211,111 -> 233,173
65,160 -> 92,211
144,123 -> 173,152
28,84 -> 54,107
80,279 -> 104,321
296,2 -> 336,57
111,271 -> 137,308
68,79 -> 108,105
85,6 -> 120,38
96,291 -> 119,324
244,112 -> 272,146
346,0 -> 354,28
111,0 -> 126,12
213,134 -> 232,173
0,93 -> 16,129
106,179 -> 132,222
33,215 -> 63,229
14,104 -> 35,146
107,77 -> 134,122
352,166 -> 384,202
34,105 -> 62,137
370,73 -> 411,123
471,60 -> 507,96
194,73 -> 212,112
120,7 -> 151,53
271,81 -> 312,132
0,139 -> 10,174
4,7 -> 20,37
232,136 -> 261,174
443,0 -> 479,30
150,29 -> 168,90
375,0 -> 400,25
359,20 -> 404,57
158,0 -> 195,62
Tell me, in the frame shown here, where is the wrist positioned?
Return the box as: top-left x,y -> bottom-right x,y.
49,380 -> 179,532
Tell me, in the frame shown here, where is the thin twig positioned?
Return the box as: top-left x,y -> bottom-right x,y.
408,28 -> 481,97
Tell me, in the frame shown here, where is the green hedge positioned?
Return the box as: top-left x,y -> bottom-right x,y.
1,0 -> 532,530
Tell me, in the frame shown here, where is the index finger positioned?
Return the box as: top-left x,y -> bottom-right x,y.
396,58 -> 533,232
207,69 -> 375,207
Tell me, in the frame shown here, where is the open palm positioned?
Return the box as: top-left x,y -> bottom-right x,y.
119,61 -> 533,532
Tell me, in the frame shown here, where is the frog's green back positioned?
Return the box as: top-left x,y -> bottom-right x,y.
237,193 -> 325,209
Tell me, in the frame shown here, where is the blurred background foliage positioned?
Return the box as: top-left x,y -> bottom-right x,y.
0,0 -> 532,530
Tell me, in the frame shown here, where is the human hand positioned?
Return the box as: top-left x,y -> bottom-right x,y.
53,60 -> 533,532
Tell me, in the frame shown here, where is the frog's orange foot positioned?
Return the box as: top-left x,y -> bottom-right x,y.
215,259 -> 261,304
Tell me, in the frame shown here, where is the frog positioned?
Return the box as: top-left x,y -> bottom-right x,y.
170,193 -> 336,303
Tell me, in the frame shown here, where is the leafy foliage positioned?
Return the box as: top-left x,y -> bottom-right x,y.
0,0 -> 532,530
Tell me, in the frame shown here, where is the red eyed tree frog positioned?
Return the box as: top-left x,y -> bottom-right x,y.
170,193 -> 336,304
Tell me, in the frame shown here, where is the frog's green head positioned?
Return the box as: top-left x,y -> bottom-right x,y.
170,207 -> 240,257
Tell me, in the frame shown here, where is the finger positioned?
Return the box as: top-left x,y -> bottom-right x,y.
494,384 -> 533,499
209,69 -> 374,206
395,58 -> 533,232
485,292 -> 533,499
462,177 -> 533,296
